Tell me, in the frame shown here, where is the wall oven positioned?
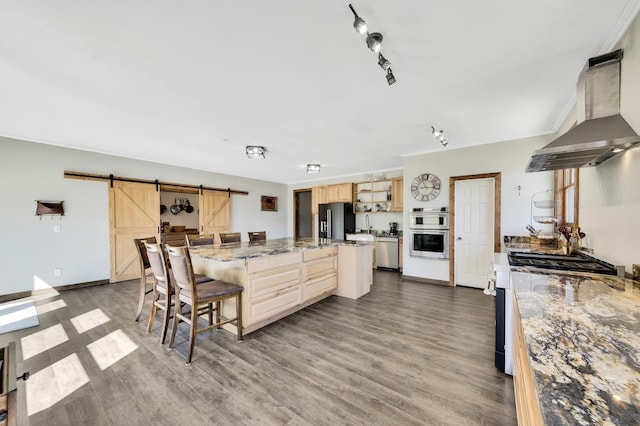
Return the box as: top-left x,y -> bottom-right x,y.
409,210 -> 450,259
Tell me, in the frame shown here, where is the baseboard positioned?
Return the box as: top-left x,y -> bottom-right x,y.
0,279 -> 109,303
401,274 -> 451,287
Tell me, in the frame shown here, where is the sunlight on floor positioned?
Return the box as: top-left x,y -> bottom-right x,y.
21,323 -> 69,360
36,299 -> 67,315
26,353 -> 89,416
70,308 -> 110,334
86,329 -> 138,371
32,275 -> 58,292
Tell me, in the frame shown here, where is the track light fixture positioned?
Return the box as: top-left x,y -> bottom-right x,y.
431,126 -> 449,148
348,4 -> 396,85
245,145 -> 266,158
386,68 -> 396,86
348,4 -> 367,34
306,164 -> 321,174
366,32 -> 383,53
378,53 -> 390,71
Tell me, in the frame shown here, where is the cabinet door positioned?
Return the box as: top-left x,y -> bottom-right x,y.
325,184 -> 338,203
199,189 -> 231,235
336,183 -> 353,203
391,177 -> 403,212
109,181 -> 160,282
311,186 -> 327,214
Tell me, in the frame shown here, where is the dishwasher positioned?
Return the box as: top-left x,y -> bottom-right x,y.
375,236 -> 399,270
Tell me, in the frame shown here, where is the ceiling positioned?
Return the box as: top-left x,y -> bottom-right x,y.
2,1 -> 639,184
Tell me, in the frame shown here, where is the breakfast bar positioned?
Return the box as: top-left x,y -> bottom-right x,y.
189,238 -> 373,334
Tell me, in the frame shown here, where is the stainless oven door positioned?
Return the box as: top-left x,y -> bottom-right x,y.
409,229 -> 449,259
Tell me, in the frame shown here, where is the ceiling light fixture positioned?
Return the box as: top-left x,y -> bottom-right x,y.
348,4 -> 367,34
306,164 -> 321,173
365,32 -> 383,53
386,68 -> 396,85
348,4 -> 396,85
245,145 -> 266,159
431,126 -> 449,148
378,53 -> 391,71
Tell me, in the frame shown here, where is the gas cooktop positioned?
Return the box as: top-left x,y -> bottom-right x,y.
507,251 -> 616,275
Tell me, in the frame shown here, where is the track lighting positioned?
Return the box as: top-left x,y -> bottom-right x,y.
348,4 -> 367,34
378,53 -> 390,71
348,4 -> 396,85
245,145 -> 266,158
366,32 -> 383,53
386,68 -> 396,85
431,126 -> 449,148
306,164 -> 321,173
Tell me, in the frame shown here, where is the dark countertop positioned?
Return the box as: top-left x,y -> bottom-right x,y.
512,269 -> 640,425
189,237 -> 371,262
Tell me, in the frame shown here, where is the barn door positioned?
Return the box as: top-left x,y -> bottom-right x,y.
199,189 -> 231,236
109,181 -> 160,282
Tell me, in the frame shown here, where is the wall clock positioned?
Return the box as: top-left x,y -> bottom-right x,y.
411,173 -> 441,201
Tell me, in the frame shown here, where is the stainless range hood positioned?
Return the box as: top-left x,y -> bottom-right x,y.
526,49 -> 640,172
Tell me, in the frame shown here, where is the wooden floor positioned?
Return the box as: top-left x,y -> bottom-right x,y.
1,270 -> 516,425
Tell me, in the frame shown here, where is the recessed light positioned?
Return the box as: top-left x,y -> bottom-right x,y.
245,146 -> 266,159
306,164 -> 321,173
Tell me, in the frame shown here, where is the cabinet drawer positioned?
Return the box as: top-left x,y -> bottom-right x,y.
247,252 -> 300,274
249,285 -> 301,324
304,275 -> 337,301
303,256 -> 337,281
248,265 -> 301,300
303,246 -> 337,262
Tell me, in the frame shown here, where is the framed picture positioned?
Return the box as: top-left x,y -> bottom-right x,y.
261,196 -> 277,211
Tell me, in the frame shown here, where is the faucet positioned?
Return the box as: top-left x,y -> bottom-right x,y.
365,214 -> 371,232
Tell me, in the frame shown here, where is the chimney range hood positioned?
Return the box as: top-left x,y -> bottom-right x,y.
526,49 -> 640,173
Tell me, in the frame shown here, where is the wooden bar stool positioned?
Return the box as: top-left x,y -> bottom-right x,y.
166,246 -> 243,364
219,232 -> 241,244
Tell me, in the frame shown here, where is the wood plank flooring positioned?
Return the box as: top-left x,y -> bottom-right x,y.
1,270 -> 516,425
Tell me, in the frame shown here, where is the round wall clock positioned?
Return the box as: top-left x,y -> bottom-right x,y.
411,173 -> 441,201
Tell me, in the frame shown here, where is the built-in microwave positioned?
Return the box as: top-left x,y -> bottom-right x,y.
409,210 -> 449,230
409,229 -> 449,259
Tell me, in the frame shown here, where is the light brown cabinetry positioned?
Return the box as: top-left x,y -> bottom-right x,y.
312,183 -> 352,214
336,244 -> 372,299
246,253 -> 302,325
326,183 -> 353,203
354,179 -> 403,213
311,186 -> 327,214
391,177 -> 403,212
513,295 -> 544,426
302,247 -> 338,301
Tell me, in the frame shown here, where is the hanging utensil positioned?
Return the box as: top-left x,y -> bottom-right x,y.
170,198 -> 181,215
185,199 -> 194,213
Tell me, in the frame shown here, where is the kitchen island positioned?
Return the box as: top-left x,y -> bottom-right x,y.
511,269 -> 640,425
189,238 -> 373,334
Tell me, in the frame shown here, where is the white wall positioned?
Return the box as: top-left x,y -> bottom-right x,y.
576,12 -> 640,271
0,137 -> 287,296
402,136 -> 553,280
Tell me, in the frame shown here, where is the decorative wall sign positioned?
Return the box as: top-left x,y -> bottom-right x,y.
35,200 -> 64,217
261,196 -> 278,211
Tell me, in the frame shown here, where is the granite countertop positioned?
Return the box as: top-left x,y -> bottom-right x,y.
512,269 -> 640,425
189,237 -> 370,262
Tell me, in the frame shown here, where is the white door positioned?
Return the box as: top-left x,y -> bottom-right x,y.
454,178 -> 495,288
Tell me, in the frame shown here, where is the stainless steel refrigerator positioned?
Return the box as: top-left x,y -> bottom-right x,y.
318,203 -> 355,240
